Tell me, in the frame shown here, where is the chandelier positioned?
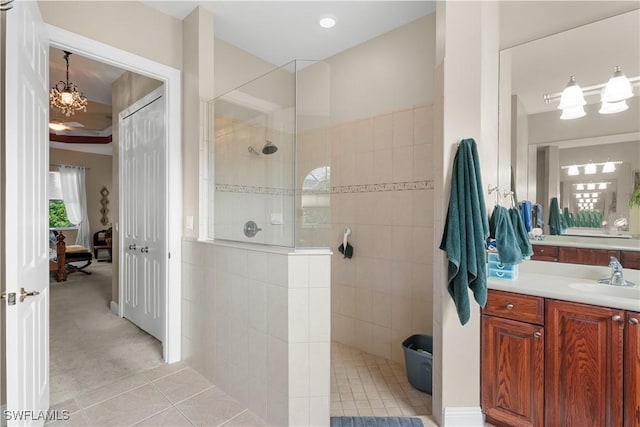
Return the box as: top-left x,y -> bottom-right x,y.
50,51 -> 88,117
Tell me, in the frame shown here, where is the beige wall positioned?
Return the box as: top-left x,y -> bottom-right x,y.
111,72 -> 163,303
38,1 -> 182,70
49,148 -> 113,241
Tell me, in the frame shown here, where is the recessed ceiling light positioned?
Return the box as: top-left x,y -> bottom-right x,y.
319,15 -> 336,29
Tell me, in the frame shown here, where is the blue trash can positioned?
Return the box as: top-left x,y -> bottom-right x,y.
402,334 -> 433,394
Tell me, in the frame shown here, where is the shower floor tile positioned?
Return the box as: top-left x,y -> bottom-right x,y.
330,342 -> 433,421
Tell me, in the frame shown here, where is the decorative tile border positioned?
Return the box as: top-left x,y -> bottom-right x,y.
331,180 -> 434,194
215,184 -> 295,196
216,180 -> 434,196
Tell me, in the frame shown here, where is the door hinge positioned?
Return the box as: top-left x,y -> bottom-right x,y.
1,291 -> 16,305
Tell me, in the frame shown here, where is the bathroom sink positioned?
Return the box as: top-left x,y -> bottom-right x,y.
568,282 -> 640,299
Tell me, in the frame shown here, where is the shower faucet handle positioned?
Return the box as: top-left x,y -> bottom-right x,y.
244,220 -> 262,238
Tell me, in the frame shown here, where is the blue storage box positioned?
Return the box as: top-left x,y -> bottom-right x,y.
486,252 -> 518,279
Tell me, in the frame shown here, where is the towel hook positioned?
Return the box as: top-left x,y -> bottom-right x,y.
503,190 -> 515,208
488,185 -> 501,205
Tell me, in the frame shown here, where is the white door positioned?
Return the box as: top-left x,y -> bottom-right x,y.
3,1 -> 50,424
120,87 -> 166,341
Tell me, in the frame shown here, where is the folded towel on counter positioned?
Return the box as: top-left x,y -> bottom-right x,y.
490,205 -> 523,265
439,138 -> 489,325
548,197 -> 564,235
509,207 -> 533,258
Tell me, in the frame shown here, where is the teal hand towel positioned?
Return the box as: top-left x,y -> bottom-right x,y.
549,197 -> 564,235
439,138 -> 489,325
489,205 -> 523,265
509,207 -> 533,258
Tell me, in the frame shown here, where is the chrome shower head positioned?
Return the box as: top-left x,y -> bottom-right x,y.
262,140 -> 278,155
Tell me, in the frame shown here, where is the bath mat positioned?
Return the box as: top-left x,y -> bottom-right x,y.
330,416 -> 424,427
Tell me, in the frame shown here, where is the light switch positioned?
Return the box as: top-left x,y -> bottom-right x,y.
186,215 -> 194,230
271,213 -> 284,225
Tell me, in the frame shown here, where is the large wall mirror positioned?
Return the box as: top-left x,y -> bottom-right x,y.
499,9 -> 640,247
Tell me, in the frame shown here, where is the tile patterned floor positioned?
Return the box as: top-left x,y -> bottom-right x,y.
330,342 -> 434,425
47,363 -> 268,427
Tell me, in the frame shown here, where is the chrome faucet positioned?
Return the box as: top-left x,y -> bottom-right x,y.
599,256 -> 637,287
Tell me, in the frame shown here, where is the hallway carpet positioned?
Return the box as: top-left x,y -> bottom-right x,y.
50,263 -> 164,405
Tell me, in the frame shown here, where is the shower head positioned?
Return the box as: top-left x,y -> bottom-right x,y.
262,140 -> 278,155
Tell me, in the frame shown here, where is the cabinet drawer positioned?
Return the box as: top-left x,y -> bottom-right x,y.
531,244 -> 559,261
484,290 -> 544,325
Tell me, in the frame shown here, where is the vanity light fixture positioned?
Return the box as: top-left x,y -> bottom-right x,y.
544,69 -> 638,119
567,165 -> 580,176
584,162 -> 597,174
601,160 -> 617,173
601,66 -> 634,103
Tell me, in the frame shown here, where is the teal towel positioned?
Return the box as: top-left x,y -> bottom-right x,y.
490,205 -> 523,265
509,207 -> 533,258
549,197 -> 564,235
439,138 -> 489,325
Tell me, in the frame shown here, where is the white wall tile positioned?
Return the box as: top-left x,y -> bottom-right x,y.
267,284 -> 288,341
371,325 -> 392,359
248,279 -> 268,333
309,288 -> 331,342
289,288 -> 309,343
248,327 -> 268,383
309,396 -> 330,427
267,336 -> 288,396
354,320 -> 373,351
288,255 -> 309,288
266,391 -> 289,427
249,377 -> 268,421
289,397 -> 310,427
372,291 -> 392,328
309,342 -> 331,397
373,113 -> 392,151
266,253 -> 288,286
392,146 -> 414,182
247,250 -> 267,282
289,343 -> 310,398
354,288 -> 373,322
393,109 -> 413,147
308,255 -> 330,288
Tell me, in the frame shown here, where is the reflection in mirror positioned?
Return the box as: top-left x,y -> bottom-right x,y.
500,9 -> 640,242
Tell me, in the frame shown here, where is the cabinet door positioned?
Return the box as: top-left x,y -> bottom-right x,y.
621,251 -> 640,270
481,315 -> 544,427
626,311 -> 640,427
546,300 -> 624,427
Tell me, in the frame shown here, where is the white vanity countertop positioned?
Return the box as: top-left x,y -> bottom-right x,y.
487,260 -> 640,311
530,235 -> 640,251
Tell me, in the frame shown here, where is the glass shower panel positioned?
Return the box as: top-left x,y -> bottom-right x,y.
212,62 -> 296,246
209,60 -> 330,248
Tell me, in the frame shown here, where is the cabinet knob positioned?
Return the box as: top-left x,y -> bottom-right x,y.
629,318 -> 639,325
506,303 -> 514,310
612,315 -> 623,322
539,248 -> 544,253
533,331 -> 542,338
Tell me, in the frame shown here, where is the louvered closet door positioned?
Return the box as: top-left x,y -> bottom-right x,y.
120,87 -> 166,342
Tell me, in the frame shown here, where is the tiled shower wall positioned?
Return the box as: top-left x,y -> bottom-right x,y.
182,239 -> 331,426
330,104 -> 434,364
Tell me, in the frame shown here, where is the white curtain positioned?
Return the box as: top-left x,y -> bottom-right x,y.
59,165 -> 91,249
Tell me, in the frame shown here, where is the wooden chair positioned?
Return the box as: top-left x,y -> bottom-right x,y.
50,231 -> 93,282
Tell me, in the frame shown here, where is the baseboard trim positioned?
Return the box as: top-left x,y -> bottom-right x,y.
442,406 -> 484,426
110,301 -> 119,316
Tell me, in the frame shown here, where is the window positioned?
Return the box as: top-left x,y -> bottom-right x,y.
301,166 -> 330,227
48,171 -> 75,228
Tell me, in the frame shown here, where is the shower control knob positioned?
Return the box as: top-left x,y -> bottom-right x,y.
244,220 -> 262,238
140,246 -> 149,254
129,244 -> 136,250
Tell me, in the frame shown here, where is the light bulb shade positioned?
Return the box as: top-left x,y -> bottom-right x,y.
567,165 -> 580,176
584,163 -> 597,174
560,105 -> 586,120
577,184 -> 585,190
599,99 -> 628,114
602,161 -> 616,173
50,51 -> 88,117
558,77 -> 586,110
575,193 -> 581,198
601,66 -> 633,103
587,183 -> 596,190
598,183 -> 607,190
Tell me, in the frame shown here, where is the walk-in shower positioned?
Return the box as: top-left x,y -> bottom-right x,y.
208,60 -> 331,247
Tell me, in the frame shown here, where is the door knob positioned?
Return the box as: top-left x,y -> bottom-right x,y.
140,246 -> 149,253
19,287 -> 40,303
129,244 -> 136,250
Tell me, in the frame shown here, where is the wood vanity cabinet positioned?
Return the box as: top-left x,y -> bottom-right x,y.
481,290 -> 544,427
626,311 -> 640,427
531,244 -> 640,269
546,299 -> 624,427
482,290 -> 638,427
